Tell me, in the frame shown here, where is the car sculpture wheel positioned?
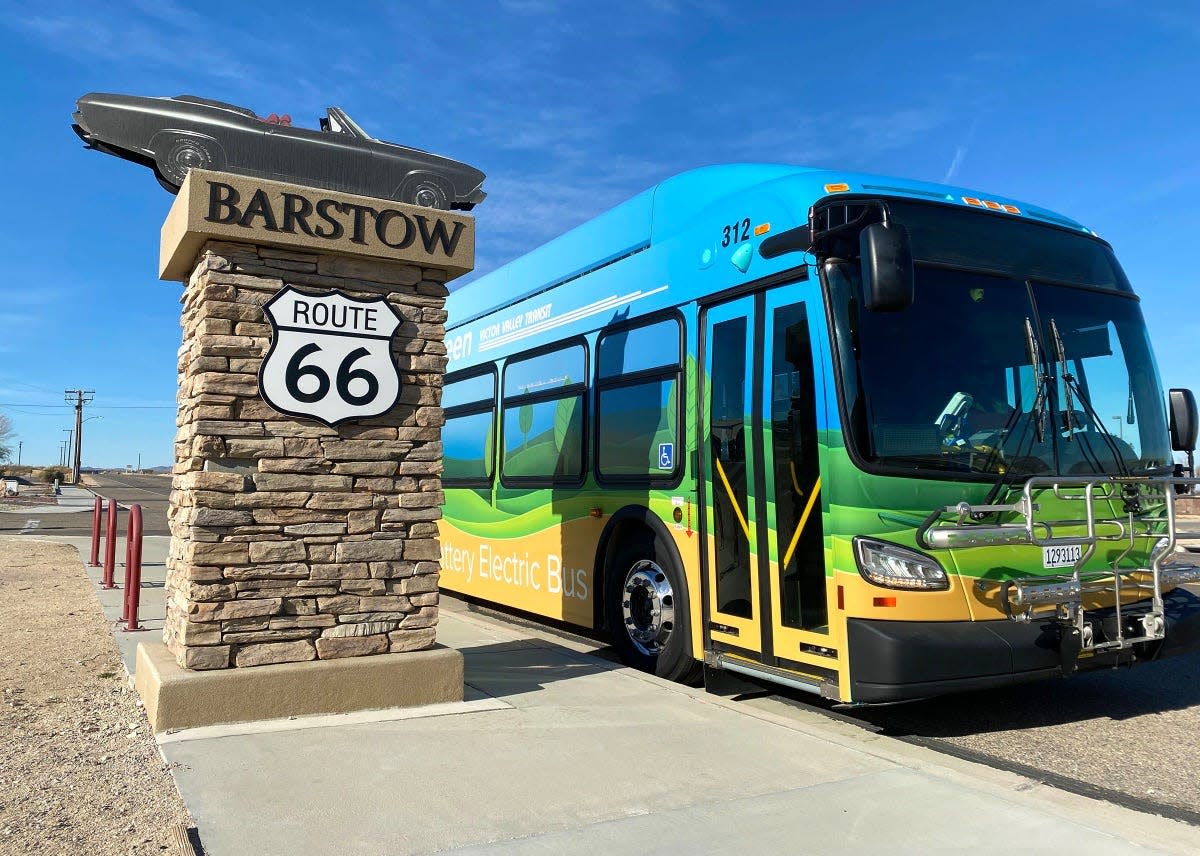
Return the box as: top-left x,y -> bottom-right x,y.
400,174 -> 451,210
157,137 -> 221,187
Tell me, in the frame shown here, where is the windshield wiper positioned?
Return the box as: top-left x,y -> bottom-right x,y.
1048,319 -> 1075,442
1024,317 -> 1047,443
1047,318 -> 1131,477
981,320 -> 1050,508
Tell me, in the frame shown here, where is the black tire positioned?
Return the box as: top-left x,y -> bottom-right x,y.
605,532 -> 700,683
399,174 -> 451,210
156,136 -> 218,187
154,171 -> 181,195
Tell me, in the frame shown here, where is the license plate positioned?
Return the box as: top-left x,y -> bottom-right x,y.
1043,544 -> 1083,568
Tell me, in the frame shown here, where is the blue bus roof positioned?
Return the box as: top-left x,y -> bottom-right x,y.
447,163 -> 1091,332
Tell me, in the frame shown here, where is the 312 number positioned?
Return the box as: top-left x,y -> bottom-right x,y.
721,217 -> 751,247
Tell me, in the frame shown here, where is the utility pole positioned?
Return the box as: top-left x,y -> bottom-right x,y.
16,441 -> 21,466
64,389 -> 94,485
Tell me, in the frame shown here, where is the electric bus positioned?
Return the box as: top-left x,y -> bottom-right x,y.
438,163 -> 1200,703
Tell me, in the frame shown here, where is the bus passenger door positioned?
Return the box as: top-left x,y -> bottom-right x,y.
701,295 -> 763,657
759,289 -> 833,679
701,287 -> 831,675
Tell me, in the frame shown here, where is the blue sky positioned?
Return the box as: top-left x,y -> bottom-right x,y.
1,0 -> 1198,468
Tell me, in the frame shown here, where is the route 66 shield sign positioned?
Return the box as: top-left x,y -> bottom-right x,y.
259,286 -> 402,426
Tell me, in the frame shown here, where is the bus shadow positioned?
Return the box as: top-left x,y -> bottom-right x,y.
458,638 -> 619,701
850,650 -> 1200,738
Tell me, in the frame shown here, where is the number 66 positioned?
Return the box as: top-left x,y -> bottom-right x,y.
284,344 -> 380,406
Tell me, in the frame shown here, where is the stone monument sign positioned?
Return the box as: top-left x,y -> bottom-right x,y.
139,170 -> 474,729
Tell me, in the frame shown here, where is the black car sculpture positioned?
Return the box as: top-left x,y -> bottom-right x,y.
72,93 -> 486,211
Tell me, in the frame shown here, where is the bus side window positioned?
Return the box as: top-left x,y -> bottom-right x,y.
443,368 -> 497,486
596,315 -> 683,481
501,342 -> 587,484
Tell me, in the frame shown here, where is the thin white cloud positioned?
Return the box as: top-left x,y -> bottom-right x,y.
681,103 -> 951,170
844,108 -> 948,157
13,13 -> 255,85
0,312 -> 37,325
3,288 -> 70,307
944,146 -> 968,182
459,97 -> 954,284
943,116 -> 980,183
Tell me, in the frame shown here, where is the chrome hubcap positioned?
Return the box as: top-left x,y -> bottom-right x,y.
621,559 -> 674,656
166,142 -> 211,183
177,148 -> 207,169
413,185 -> 441,208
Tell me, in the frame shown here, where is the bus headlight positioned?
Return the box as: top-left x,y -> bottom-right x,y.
854,537 -> 949,591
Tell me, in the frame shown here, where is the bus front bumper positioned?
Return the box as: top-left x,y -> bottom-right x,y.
846,586 -> 1200,704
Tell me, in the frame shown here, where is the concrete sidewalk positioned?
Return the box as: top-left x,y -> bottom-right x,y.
25,535 -> 1200,854
2,484 -> 96,514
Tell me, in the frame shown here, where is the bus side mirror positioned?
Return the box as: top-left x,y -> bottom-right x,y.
860,222 -> 914,312
1168,388 -> 1197,452
1169,389 -> 1197,493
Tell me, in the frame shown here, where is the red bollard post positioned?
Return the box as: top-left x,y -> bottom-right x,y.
122,504 -> 145,632
88,496 -> 102,567
101,498 -> 119,589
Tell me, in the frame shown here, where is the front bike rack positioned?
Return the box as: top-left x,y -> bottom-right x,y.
919,476 -> 1200,658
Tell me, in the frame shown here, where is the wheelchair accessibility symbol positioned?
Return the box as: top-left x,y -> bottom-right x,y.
658,443 -> 674,470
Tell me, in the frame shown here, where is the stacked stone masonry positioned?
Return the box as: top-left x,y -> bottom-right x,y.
165,240 -> 449,670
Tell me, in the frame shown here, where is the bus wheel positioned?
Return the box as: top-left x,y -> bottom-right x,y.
606,536 -> 699,683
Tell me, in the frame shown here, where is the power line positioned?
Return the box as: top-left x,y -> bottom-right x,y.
0,377 -> 63,396
0,403 -> 176,409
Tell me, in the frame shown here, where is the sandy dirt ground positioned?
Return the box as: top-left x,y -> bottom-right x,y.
0,539 -> 191,855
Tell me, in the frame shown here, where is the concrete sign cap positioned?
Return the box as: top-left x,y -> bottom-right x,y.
159,170 -> 475,280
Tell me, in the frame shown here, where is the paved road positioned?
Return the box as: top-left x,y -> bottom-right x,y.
0,473 -> 171,537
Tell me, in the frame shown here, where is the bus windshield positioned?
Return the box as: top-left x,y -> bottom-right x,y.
827,248 -> 1171,480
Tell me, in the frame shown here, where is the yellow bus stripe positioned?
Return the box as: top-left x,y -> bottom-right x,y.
713,458 -> 752,541
783,477 -> 822,568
